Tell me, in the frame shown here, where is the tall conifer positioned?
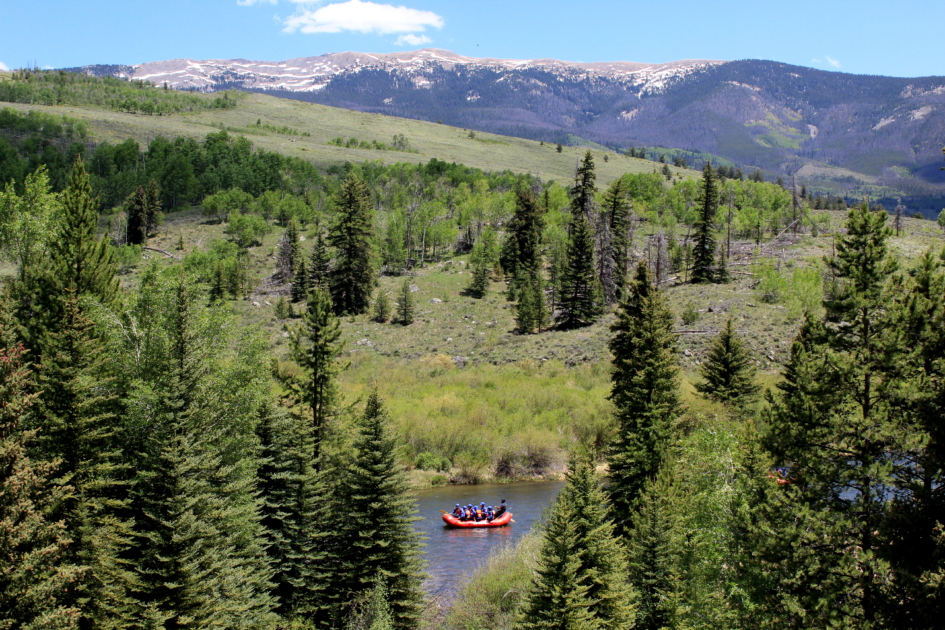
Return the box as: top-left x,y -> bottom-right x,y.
607,263 -> 681,532
570,151 -> 597,218
308,220 -> 332,291
760,204 -> 900,627
691,162 -> 718,284
557,212 -> 604,329
516,457 -> 635,630
131,277 -> 276,628
285,287 -> 342,466
329,172 -> 375,315
0,310 -> 82,630
318,393 -> 424,630
604,178 -> 633,301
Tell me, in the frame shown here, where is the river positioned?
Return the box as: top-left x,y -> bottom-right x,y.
412,480 -> 564,599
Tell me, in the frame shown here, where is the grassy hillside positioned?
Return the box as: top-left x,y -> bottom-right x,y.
131,206 -> 945,486
1,93 -> 693,186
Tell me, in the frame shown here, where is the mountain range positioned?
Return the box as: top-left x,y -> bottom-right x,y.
67,49 -> 945,212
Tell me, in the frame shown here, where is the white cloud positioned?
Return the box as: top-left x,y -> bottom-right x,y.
237,0 -> 277,5
825,55 -> 841,69
283,0 -> 444,35
395,33 -> 431,46
0,62 -> 9,72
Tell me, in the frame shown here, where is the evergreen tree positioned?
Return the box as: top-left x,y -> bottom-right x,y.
515,272 -> 548,334
319,393 -> 425,630
255,401 -> 321,619
557,212 -> 604,329
604,178 -> 633,302
516,456 -> 635,630
13,157 -> 119,354
131,276 -> 276,629
397,279 -> 414,325
373,289 -> 391,323
284,286 -> 342,466
695,317 -> 759,405
691,162 -> 718,284
625,467 -> 684,630
329,172 -> 376,315
759,204 -> 901,627
607,263 -> 682,532
500,187 -> 545,294
292,257 -> 309,302
0,309 -> 82,630
208,260 -> 226,303
125,185 -> 149,246
878,251 -> 945,627
308,220 -> 332,291
33,295 -> 137,628
570,151 -> 597,218
277,220 -> 301,282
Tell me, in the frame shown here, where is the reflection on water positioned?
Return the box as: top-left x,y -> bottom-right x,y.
412,480 -> 564,599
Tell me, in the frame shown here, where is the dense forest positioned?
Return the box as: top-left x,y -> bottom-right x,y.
1,95 -> 944,630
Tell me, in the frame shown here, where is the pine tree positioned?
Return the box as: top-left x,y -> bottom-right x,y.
0,308 -> 82,630
515,271 -> 538,334
144,178 -> 161,238
329,172 -> 376,315
570,151 -> 597,218
292,257 -> 309,302
500,188 -> 545,294
255,401 -> 321,619
604,178 -> 633,302
308,220 -> 332,291
691,162 -> 718,284
13,157 -> 119,354
125,185 -> 149,246
284,287 -> 342,466
695,317 -> 759,405
131,277 -> 277,628
373,289 -> 391,323
625,467 -> 684,630
759,204 -> 901,627
557,212 -> 604,329
209,261 -> 226,303
33,294 -> 137,627
516,456 -> 635,630
515,272 -> 548,334
607,263 -> 682,532
277,220 -> 302,282
397,279 -> 414,325
319,393 -> 425,630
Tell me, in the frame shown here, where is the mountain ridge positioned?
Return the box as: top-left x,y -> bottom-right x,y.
63,49 -> 945,212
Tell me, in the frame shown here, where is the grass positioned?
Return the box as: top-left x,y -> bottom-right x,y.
0,94 -> 689,187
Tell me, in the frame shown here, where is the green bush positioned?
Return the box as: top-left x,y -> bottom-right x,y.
226,212 -> 270,247
681,303 -> 699,325
414,451 -> 451,472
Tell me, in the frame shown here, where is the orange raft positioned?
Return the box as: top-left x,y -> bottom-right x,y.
442,511 -> 512,528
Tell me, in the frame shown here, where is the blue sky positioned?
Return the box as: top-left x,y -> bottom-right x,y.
5,0 -> 942,77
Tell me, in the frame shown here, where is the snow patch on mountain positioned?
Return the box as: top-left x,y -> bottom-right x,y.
71,49 -> 723,96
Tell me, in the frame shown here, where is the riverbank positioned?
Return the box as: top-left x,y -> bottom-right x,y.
407,466 -> 566,490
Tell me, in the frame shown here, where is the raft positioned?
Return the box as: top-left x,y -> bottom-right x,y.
442,511 -> 512,528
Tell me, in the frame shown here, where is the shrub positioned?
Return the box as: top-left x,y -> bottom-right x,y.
414,452 -> 451,472
681,303 -> 699,325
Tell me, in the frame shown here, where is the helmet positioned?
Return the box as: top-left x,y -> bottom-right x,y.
455,504 -> 460,507
480,502 -> 485,506
488,506 -> 493,510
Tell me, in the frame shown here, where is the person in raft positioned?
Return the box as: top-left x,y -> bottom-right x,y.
494,499 -> 507,518
452,504 -> 462,518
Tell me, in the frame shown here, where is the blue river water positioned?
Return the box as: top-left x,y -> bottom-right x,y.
411,480 -> 564,599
